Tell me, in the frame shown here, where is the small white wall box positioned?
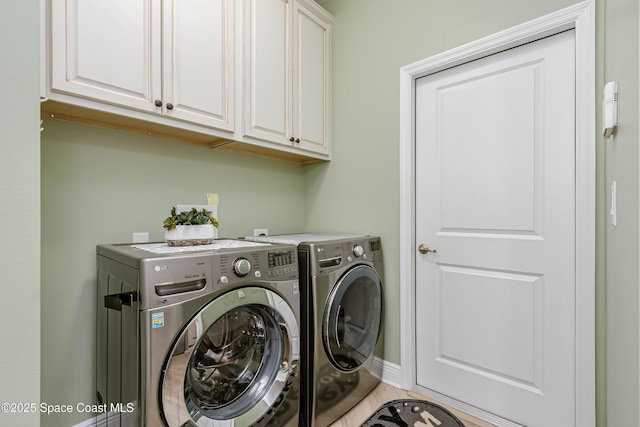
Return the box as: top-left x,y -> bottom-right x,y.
603,81 -> 618,138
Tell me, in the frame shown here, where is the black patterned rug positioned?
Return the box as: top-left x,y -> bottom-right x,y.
361,399 -> 465,427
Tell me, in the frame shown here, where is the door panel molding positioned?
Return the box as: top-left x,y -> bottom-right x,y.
399,1 -> 595,426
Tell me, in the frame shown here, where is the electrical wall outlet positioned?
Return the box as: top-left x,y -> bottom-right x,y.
253,228 -> 268,237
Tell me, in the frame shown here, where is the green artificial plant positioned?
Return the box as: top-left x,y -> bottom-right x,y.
163,207 -> 220,230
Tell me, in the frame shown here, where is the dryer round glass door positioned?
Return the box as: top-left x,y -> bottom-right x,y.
323,265 -> 383,372
160,287 -> 300,427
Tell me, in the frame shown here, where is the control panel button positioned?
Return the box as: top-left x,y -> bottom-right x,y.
255,271 -> 262,278
220,276 -> 229,284
233,257 -> 252,277
353,245 -> 365,257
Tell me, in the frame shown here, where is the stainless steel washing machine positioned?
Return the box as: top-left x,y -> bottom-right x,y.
96,240 -> 301,427
246,234 -> 384,427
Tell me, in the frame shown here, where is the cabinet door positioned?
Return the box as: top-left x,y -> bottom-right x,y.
50,0 -> 161,112
243,0 -> 291,146
292,1 -> 330,155
162,0 -> 234,131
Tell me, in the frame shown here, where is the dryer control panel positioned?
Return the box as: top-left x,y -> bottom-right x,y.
307,237 -> 382,276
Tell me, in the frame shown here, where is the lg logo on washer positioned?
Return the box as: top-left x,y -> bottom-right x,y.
154,264 -> 167,272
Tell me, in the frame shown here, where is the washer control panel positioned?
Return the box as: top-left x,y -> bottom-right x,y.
232,257 -> 252,276
216,246 -> 298,286
268,249 -> 297,276
352,244 -> 365,257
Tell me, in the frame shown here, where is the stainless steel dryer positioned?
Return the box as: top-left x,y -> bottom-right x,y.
247,234 -> 384,427
96,240 -> 301,427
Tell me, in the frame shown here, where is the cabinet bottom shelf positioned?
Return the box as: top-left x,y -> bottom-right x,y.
41,100 -> 328,165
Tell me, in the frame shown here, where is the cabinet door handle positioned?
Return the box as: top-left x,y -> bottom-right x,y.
295,138 -> 300,143
289,137 -> 295,142
154,99 -> 163,107
166,103 -> 174,110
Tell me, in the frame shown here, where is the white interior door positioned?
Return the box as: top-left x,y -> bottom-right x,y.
415,30 -> 576,426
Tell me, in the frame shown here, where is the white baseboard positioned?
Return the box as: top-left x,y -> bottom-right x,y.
72,411 -> 129,427
72,412 -> 105,427
72,418 -> 92,427
373,356 -> 403,389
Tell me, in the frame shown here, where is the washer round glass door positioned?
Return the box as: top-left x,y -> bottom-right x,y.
161,287 -> 299,427
323,265 -> 383,372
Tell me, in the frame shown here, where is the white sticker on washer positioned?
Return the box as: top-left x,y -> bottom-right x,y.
152,312 -> 165,329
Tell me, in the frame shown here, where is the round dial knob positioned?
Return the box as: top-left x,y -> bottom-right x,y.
353,245 -> 365,257
233,258 -> 252,277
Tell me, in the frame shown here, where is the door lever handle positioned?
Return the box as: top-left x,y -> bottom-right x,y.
418,244 -> 437,254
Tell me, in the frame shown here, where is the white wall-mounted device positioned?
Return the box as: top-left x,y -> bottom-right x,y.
610,181 -> 617,227
603,81 -> 618,138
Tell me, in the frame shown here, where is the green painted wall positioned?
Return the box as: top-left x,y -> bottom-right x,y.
604,0 -> 640,426
313,0 -> 581,368
40,119 -> 306,426
0,1 -> 41,426
1,1 -> 638,426
307,0 -> 634,426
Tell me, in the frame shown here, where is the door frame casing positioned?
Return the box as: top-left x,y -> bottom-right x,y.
399,1 -> 596,425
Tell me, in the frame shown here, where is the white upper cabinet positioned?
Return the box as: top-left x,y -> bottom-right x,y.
162,0 -> 234,130
45,0 -> 332,162
292,1 -> 331,155
49,0 -> 234,131
243,0 -> 332,156
50,0 -> 162,112
243,0 -> 290,145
